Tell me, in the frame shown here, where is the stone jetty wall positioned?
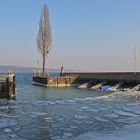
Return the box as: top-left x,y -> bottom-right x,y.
61,72 -> 140,82
33,72 -> 140,88
33,76 -> 78,87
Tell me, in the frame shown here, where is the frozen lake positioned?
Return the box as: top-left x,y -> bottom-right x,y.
0,73 -> 140,140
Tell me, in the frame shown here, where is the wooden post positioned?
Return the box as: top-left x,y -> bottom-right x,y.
13,75 -> 16,98
6,75 -> 16,99
6,77 -> 10,98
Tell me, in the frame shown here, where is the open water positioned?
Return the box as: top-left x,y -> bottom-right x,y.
1,73 -> 140,140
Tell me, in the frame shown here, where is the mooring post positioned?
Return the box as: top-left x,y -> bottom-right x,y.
13,75 -> 16,97
6,76 -> 10,98
6,74 -> 16,99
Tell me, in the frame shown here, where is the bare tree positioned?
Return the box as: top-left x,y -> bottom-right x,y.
37,4 -> 52,76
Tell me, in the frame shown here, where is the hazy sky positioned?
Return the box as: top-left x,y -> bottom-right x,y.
0,0 -> 140,72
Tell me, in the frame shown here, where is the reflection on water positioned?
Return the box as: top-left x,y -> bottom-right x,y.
0,73 -> 140,140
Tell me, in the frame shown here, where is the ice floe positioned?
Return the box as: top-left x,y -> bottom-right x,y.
80,106 -> 89,110
113,117 -> 140,124
30,111 -> 47,117
62,100 -> 77,105
93,91 -> 137,101
126,103 -> 139,106
85,108 -> 99,112
99,107 -> 108,111
94,116 -> 109,122
79,106 -> 99,112
113,109 -> 139,117
9,134 -> 16,138
44,117 -> 53,123
104,113 -> 119,118
63,132 -> 73,138
122,106 -> 140,115
0,106 -> 9,110
75,115 -> 88,119
70,125 -> 78,129
51,136 -> 62,140
0,118 -> 17,128
4,128 -> 12,133
0,135 -> 26,140
2,114 -> 20,118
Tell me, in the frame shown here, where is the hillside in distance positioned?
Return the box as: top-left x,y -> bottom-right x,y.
0,65 -> 59,73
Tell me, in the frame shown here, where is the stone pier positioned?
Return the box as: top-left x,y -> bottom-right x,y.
33,76 -> 77,87
33,72 -> 140,89
0,74 -> 16,99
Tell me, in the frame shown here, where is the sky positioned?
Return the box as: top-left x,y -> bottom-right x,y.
0,0 -> 140,72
